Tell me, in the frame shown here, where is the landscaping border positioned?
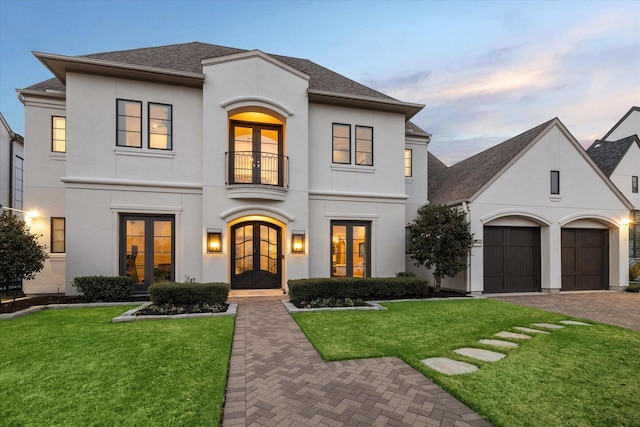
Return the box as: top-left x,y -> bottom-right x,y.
112,302 -> 238,322
0,301 -> 141,320
282,295 -> 481,313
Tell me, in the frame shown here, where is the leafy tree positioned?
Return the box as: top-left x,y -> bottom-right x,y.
0,210 -> 48,282
407,204 -> 474,292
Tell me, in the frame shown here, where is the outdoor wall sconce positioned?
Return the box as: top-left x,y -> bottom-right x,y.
207,229 -> 222,253
292,230 -> 305,253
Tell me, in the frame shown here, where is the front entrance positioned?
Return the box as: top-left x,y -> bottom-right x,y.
120,214 -> 175,292
231,221 -> 282,289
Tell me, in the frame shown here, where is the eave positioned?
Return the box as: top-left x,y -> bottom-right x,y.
308,89 -> 424,120
33,51 -> 205,88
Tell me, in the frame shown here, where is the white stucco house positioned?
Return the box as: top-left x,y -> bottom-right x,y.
0,112 -> 24,212
424,118 -> 632,294
17,42 -> 429,295
586,106 -> 640,264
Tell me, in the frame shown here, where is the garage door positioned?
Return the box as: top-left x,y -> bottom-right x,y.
484,227 -> 541,293
561,229 -> 608,290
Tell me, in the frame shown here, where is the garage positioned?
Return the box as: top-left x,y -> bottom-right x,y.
561,229 -> 608,290
483,226 -> 541,293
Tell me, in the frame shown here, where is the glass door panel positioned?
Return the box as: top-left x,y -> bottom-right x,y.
126,220 -> 145,284
331,225 -> 347,277
331,222 -> 370,278
353,225 -> 367,278
232,222 -> 281,289
233,126 -> 253,183
153,220 -> 173,283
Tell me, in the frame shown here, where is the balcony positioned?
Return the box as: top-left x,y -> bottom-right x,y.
226,151 -> 289,201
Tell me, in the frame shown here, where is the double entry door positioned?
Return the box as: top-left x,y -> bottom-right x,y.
120,214 -> 174,292
231,221 -> 282,289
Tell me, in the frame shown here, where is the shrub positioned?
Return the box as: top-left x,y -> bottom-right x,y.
73,276 -> 134,301
149,282 -> 229,305
396,272 -> 416,278
629,263 -> 640,281
288,277 -> 429,305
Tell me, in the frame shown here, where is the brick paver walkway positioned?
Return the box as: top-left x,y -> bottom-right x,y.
222,297 -> 491,426
491,291 -> 640,331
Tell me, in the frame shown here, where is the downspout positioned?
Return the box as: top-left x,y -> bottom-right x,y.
462,200 -> 471,294
9,135 -> 14,209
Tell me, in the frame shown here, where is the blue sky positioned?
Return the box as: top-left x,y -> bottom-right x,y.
1,0 -> 638,165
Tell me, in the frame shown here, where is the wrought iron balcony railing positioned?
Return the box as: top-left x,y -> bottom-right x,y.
226,151 -> 288,187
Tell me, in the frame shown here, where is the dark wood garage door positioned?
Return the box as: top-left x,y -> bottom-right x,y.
561,229 -> 608,290
484,227 -> 541,293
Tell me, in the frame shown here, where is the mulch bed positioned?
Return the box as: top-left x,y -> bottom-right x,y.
0,295 -> 150,314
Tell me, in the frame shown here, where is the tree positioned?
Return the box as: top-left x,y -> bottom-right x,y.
0,210 -> 48,283
407,204 -> 474,292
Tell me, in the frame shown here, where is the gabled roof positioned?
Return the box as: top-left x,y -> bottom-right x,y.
406,121 -> 431,138
586,135 -> 640,177
428,119 -> 555,205
602,106 -> 640,140
0,112 -> 23,142
22,42 -> 424,119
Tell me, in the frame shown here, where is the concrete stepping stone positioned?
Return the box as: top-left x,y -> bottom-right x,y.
559,320 -> 591,326
531,322 -> 565,329
454,347 -> 506,362
495,331 -> 531,340
421,357 -> 478,375
514,326 -> 550,334
478,339 -> 518,348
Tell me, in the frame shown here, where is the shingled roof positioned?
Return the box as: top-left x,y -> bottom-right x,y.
428,119 -> 556,205
586,135 -> 640,177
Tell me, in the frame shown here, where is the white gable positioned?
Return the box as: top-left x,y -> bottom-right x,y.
605,108 -> 640,141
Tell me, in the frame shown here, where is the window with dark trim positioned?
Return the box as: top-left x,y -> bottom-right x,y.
228,121 -> 284,186
148,103 -> 172,150
52,116 -> 66,152
331,221 -> 371,278
355,126 -> 373,166
117,99 -> 142,147
14,156 -> 23,210
630,223 -> 640,259
550,170 -> 560,194
404,149 -> 412,177
332,123 -> 351,164
632,176 -> 638,194
51,217 -> 65,253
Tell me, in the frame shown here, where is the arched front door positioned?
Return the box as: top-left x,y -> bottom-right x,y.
231,221 -> 282,289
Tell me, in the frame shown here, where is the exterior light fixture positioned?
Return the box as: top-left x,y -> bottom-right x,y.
207,229 -> 222,253
292,230 -> 305,253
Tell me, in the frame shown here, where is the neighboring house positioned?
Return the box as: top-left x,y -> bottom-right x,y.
423,118 -> 632,294
0,112 -> 25,211
587,106 -> 640,264
17,42 -> 429,295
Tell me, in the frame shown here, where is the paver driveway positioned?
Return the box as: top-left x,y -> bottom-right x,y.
223,296 -> 491,426
491,291 -> 640,331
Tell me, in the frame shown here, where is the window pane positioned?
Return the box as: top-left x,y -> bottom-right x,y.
149,104 -> 170,120
355,126 -> 373,166
404,149 -> 412,177
551,170 -> 560,194
333,150 -> 350,164
261,129 -> 279,154
51,217 -> 65,253
333,124 -> 351,164
149,133 -> 168,149
52,116 -> 66,153
333,124 -> 350,138
149,104 -> 172,150
355,126 -> 372,140
117,100 -> 141,148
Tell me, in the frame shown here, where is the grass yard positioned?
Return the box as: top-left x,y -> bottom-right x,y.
294,299 -> 640,427
0,306 -> 234,426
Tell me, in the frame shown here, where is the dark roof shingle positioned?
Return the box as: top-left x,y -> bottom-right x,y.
586,135 -> 639,177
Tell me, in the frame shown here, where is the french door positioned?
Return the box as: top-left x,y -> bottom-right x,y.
331,221 -> 371,278
228,121 -> 284,186
231,221 -> 281,289
120,214 -> 174,292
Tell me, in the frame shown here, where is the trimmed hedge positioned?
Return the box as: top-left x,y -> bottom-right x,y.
72,276 -> 134,301
149,282 -> 229,305
288,277 -> 429,304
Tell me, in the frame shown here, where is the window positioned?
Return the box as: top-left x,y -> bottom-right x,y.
117,99 -> 142,147
355,126 -> 373,166
404,149 -> 412,177
550,170 -> 560,194
148,103 -> 172,150
228,121 -> 284,186
52,116 -> 66,152
633,176 -> 638,194
332,123 -> 351,164
331,221 -> 371,278
14,156 -> 23,210
630,224 -> 640,259
51,217 -> 65,253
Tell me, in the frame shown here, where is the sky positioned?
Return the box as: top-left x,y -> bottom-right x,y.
0,0 -> 638,165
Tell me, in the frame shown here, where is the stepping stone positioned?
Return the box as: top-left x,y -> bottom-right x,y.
514,326 -> 550,334
454,347 -> 506,362
559,320 -> 591,326
421,357 -> 478,375
495,331 -> 531,340
531,322 -> 565,329
478,339 -> 518,348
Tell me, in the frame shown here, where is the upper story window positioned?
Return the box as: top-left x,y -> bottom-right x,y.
117,99 -> 142,148
14,156 -> 23,210
148,103 -> 172,150
550,170 -> 560,195
51,217 -> 65,253
404,149 -> 413,177
52,116 -> 66,152
332,123 -> 351,164
633,176 -> 638,193
355,126 -> 373,166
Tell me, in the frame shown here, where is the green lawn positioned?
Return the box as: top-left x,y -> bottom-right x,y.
0,306 -> 235,426
294,299 -> 640,427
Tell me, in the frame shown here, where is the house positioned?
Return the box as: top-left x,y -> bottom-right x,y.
0,112 -> 24,212
17,42 -> 429,295
422,118 -> 632,294
587,106 -> 640,264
